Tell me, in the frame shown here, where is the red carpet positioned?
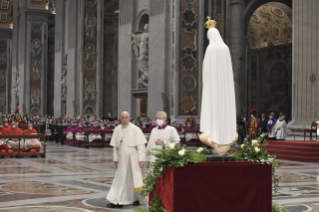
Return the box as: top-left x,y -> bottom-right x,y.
264,140 -> 319,162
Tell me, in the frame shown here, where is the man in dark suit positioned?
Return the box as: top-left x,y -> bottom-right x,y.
258,113 -> 268,137
51,123 -> 60,144
42,119 -> 52,140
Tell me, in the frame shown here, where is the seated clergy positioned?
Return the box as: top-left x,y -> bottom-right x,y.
6,122 -> 23,152
0,121 -> 7,134
7,122 -> 22,135
88,121 -> 102,143
23,123 -> 41,151
3,118 -> 12,132
23,123 -> 38,135
66,121 -> 76,146
75,122 -> 86,147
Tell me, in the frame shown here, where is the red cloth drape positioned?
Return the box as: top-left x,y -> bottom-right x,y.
149,161 -> 272,212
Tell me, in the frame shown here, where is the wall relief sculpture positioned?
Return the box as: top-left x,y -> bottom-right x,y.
30,88 -> 40,105
0,92 -> 5,111
128,24 -> 149,88
85,43 -> 96,70
13,72 -> 19,106
0,51 -> 6,66
0,69 -> 5,87
31,59 -> 41,80
31,39 -> 42,58
85,14 -> 96,42
84,78 -> 96,101
61,55 -> 67,101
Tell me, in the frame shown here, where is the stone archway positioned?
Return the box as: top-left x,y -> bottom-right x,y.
245,2 -> 292,120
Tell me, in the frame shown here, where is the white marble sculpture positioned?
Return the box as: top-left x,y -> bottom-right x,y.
199,17 -> 238,155
128,24 -> 149,88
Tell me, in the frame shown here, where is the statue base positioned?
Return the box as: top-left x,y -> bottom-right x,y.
206,154 -> 236,162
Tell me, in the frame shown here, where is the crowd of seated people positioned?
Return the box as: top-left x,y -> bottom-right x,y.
0,108 -> 202,150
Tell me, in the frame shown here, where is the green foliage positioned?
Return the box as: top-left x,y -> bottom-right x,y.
229,133 -> 281,194
197,147 -> 211,155
272,201 -> 288,212
141,143 -> 207,197
135,195 -> 168,212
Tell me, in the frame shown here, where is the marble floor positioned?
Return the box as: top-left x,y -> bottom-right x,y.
0,142 -> 319,212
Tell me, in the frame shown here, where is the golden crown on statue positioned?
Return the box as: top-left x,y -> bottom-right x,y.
204,16 -> 216,29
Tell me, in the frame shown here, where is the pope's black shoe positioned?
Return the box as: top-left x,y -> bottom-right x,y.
133,201 -> 140,206
107,203 -> 123,208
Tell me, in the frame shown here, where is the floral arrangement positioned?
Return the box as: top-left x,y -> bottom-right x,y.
230,133 -> 281,193
137,133 -> 287,212
141,143 -> 207,197
136,143 -> 207,211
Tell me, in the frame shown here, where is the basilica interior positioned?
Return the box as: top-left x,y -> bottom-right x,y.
0,0 -> 318,211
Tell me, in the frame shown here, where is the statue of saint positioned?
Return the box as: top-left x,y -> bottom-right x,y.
128,24 -> 149,88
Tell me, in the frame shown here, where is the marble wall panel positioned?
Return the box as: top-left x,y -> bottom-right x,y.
178,0 -> 199,116
30,23 -> 46,115
83,0 -> 98,115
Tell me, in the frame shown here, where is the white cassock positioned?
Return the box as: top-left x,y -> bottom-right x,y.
275,120 -> 287,140
106,123 -> 147,205
200,28 -> 237,146
147,125 -> 180,163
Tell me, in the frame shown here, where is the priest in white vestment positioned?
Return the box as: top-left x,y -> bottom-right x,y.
275,114 -> 287,140
106,111 -> 147,208
147,111 -> 180,165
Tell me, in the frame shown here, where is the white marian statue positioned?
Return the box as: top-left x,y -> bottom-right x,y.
199,17 -> 238,155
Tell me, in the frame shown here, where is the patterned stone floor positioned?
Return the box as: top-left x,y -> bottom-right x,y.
1,142 -> 319,211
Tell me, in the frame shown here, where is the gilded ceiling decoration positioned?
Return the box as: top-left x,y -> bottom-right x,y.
248,4 -> 292,49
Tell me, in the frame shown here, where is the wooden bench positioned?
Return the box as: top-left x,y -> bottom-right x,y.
83,130 -> 113,148
0,135 -> 47,158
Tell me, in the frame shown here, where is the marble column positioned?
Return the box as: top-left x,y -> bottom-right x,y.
147,0 -> 171,119
12,1 -> 52,115
230,0 -> 246,116
66,0 -> 81,117
53,0 -> 64,117
288,0 -> 319,134
117,0 -> 134,116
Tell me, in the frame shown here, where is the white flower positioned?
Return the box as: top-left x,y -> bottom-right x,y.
168,143 -> 175,149
240,144 -> 245,149
178,149 -> 186,156
260,133 -> 265,138
251,140 -> 258,146
197,147 -> 204,153
254,147 -> 260,152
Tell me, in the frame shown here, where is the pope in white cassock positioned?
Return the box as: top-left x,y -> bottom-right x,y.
147,111 -> 180,165
274,114 -> 287,140
106,111 -> 147,208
